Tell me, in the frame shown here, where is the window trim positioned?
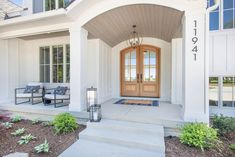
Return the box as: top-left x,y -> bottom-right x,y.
39,43 -> 70,83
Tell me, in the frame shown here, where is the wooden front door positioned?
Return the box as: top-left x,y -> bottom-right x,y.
120,45 -> 160,97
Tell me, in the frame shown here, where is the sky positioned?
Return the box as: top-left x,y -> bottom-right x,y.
11,0 -> 23,5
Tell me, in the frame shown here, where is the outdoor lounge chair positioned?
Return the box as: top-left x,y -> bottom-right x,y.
43,86 -> 70,108
15,82 -> 43,105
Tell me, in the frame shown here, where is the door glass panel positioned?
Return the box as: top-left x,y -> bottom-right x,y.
223,77 -> 233,107
150,51 -> 156,65
150,68 -> 156,81
143,50 -> 157,82
130,51 -> 136,81
125,52 -> 131,81
209,77 -> 219,106
124,51 -> 137,81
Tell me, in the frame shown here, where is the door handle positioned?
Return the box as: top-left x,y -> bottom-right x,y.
140,74 -> 143,83
137,74 -> 139,83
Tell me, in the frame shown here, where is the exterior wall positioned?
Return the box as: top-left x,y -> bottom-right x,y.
111,37 -> 172,102
171,38 -> 183,105
0,40 -> 9,103
209,31 -> 235,76
87,39 -> 112,104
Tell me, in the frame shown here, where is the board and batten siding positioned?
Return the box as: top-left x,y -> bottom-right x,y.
0,39 -> 9,103
209,31 -> 235,76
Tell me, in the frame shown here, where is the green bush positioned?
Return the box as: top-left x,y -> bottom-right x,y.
212,115 -> 235,135
180,122 -> 221,151
52,113 -> 78,134
229,144 -> 235,152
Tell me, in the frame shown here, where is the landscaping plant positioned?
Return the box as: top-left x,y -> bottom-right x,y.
34,139 -> 50,154
212,114 -> 235,135
32,118 -> 40,125
11,128 -> 25,136
180,122 -> 221,151
18,134 -> 36,145
42,121 -> 52,127
1,122 -> 13,129
229,144 -> 235,152
11,115 -> 22,123
52,113 -> 78,134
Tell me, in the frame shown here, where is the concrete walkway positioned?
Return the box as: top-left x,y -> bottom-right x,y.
59,119 -> 165,157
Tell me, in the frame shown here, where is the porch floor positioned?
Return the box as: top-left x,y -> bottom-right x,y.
101,99 -> 184,128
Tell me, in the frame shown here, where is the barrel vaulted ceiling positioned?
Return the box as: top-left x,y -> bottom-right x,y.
83,4 -> 184,47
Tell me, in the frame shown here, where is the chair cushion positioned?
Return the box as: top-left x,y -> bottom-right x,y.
17,93 -> 42,98
24,85 -> 40,93
54,86 -> 68,95
44,94 -> 70,100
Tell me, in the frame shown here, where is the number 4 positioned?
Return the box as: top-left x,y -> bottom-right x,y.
192,46 -> 198,52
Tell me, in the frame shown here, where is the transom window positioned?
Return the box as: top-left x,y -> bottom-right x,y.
39,44 -> 70,83
208,0 -> 235,31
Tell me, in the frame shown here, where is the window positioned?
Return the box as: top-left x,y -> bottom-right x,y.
209,76 -> 235,108
209,77 -> 219,106
45,0 -> 56,11
39,44 -> 70,83
223,0 -> 235,29
208,0 -> 235,31
59,0 -> 72,8
66,44 -> 70,83
40,46 -> 50,83
208,0 -> 220,30
222,77 -> 234,107
52,45 -> 64,83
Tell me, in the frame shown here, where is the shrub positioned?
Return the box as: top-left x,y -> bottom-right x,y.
18,134 -> 36,145
180,122 -> 221,151
229,144 -> 235,152
32,118 -> 40,125
52,113 -> 78,134
2,122 -> 13,129
34,139 -> 50,154
212,115 -> 235,135
11,115 -> 22,123
11,128 -> 25,136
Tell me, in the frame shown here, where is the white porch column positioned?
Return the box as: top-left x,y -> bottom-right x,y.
69,24 -> 88,112
182,10 -> 209,123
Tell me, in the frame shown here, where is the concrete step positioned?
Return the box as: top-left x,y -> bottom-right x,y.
80,123 -> 165,152
59,139 -> 165,157
87,119 -> 164,136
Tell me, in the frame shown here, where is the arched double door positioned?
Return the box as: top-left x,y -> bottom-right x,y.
120,45 -> 160,98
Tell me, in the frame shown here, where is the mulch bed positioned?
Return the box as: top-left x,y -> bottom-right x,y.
0,119 -> 86,157
165,132 -> 235,157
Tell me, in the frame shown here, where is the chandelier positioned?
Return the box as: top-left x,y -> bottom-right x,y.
126,25 -> 143,49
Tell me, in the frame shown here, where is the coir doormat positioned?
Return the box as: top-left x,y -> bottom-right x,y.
114,99 -> 159,107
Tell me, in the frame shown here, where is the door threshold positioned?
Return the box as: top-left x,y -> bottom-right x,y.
119,97 -> 160,101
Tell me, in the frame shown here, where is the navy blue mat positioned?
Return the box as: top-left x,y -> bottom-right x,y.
114,99 -> 159,107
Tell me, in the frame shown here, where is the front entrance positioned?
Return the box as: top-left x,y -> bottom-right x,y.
120,45 -> 160,97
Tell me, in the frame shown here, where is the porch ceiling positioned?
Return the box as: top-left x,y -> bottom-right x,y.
83,4 -> 184,47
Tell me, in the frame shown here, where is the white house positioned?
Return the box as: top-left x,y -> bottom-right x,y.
0,0 -> 234,126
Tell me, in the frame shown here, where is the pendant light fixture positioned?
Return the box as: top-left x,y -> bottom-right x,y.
126,25 -> 143,49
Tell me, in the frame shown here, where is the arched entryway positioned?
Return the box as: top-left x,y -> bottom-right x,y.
120,45 -> 160,97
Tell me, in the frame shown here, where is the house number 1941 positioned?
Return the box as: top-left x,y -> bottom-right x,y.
192,20 -> 198,61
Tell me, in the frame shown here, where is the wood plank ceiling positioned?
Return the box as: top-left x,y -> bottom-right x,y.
83,4 -> 184,47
